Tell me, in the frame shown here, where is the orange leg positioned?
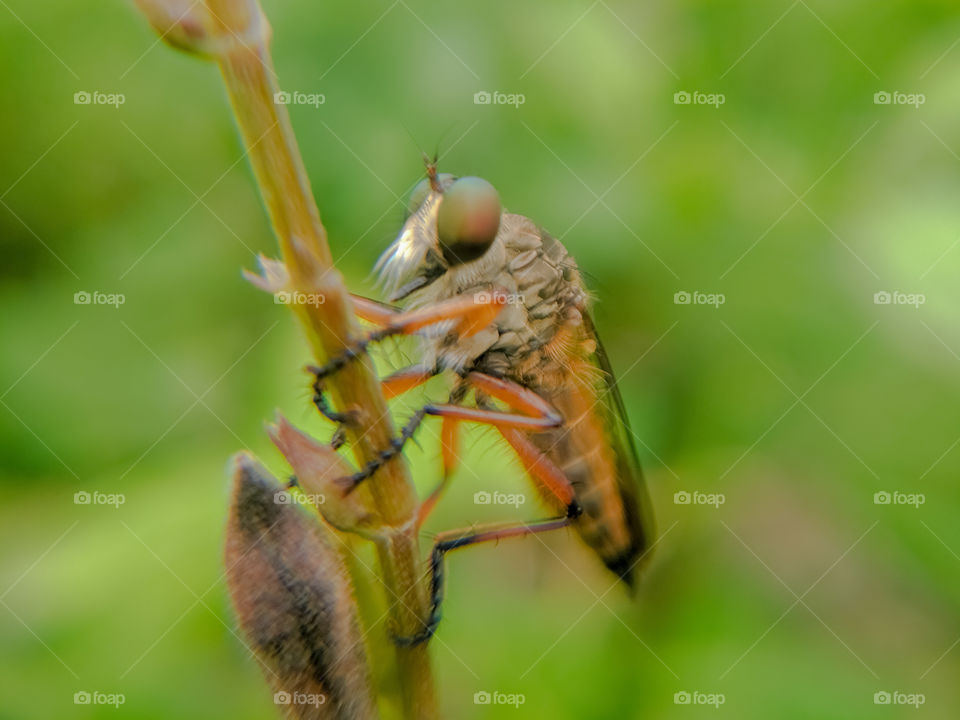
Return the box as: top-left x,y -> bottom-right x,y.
415,417 -> 459,527
496,426 -> 577,510
394,513 -> 578,646
311,293 -> 507,385
349,294 -> 401,326
310,362 -> 438,419
349,292 -> 505,338
380,364 -> 438,400
309,362 -> 439,456
422,372 -> 563,431
416,382 -> 469,526
417,422 -> 578,523
392,295 -> 505,338
401,389 -> 583,644
417,373 -> 576,523
416,372 -> 565,524
395,376 -> 584,645
306,361 -> 436,455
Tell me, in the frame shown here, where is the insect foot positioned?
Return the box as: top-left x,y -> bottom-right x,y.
307,367 -> 363,428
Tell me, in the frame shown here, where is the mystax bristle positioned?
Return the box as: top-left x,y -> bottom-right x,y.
406,173 -> 455,218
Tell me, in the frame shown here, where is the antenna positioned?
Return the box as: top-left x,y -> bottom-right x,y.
424,152 -> 440,192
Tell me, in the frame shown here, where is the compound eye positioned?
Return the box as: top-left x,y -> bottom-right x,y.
406,173 -> 456,217
437,176 -> 501,266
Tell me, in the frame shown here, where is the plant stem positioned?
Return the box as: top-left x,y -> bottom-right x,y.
203,2 -> 438,717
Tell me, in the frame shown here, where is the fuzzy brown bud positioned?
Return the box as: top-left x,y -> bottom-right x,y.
224,453 -> 376,720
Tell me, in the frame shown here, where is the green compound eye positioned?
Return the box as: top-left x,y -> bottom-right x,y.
406,173 -> 455,217
436,176 -> 501,266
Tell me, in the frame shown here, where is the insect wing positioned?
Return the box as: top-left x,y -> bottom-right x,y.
583,312 -> 657,577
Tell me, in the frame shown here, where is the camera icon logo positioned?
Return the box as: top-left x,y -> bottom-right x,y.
873,91 -> 891,105
474,91 -> 492,105
873,291 -> 891,305
74,291 -> 91,305
673,91 -> 691,105
274,691 -> 292,705
74,91 -> 91,105
274,490 -> 292,505
873,491 -> 891,505
873,691 -> 891,705
74,691 -> 92,705
473,691 -> 491,705
274,291 -> 292,305
74,491 -> 91,505
274,91 -> 292,105
673,291 -> 691,305
473,491 -> 492,505
673,491 -> 691,505
674,691 -> 691,704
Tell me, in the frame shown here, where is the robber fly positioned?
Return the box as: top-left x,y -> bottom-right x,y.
306,161 -> 656,643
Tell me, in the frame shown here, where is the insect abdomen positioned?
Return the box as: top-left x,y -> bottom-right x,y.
534,380 -> 646,586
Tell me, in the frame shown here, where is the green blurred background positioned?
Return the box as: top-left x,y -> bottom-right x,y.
2,0 -> 960,717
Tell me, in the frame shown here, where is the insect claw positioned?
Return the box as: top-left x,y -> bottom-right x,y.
310,369 -> 363,429
391,626 -> 435,648
389,611 -> 438,647
330,426 -> 347,450
285,475 -> 299,490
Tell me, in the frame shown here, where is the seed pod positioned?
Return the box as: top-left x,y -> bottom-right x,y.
437,176 -> 501,266
224,453 -> 376,720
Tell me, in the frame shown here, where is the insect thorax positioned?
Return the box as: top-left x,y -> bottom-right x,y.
409,212 -> 592,392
